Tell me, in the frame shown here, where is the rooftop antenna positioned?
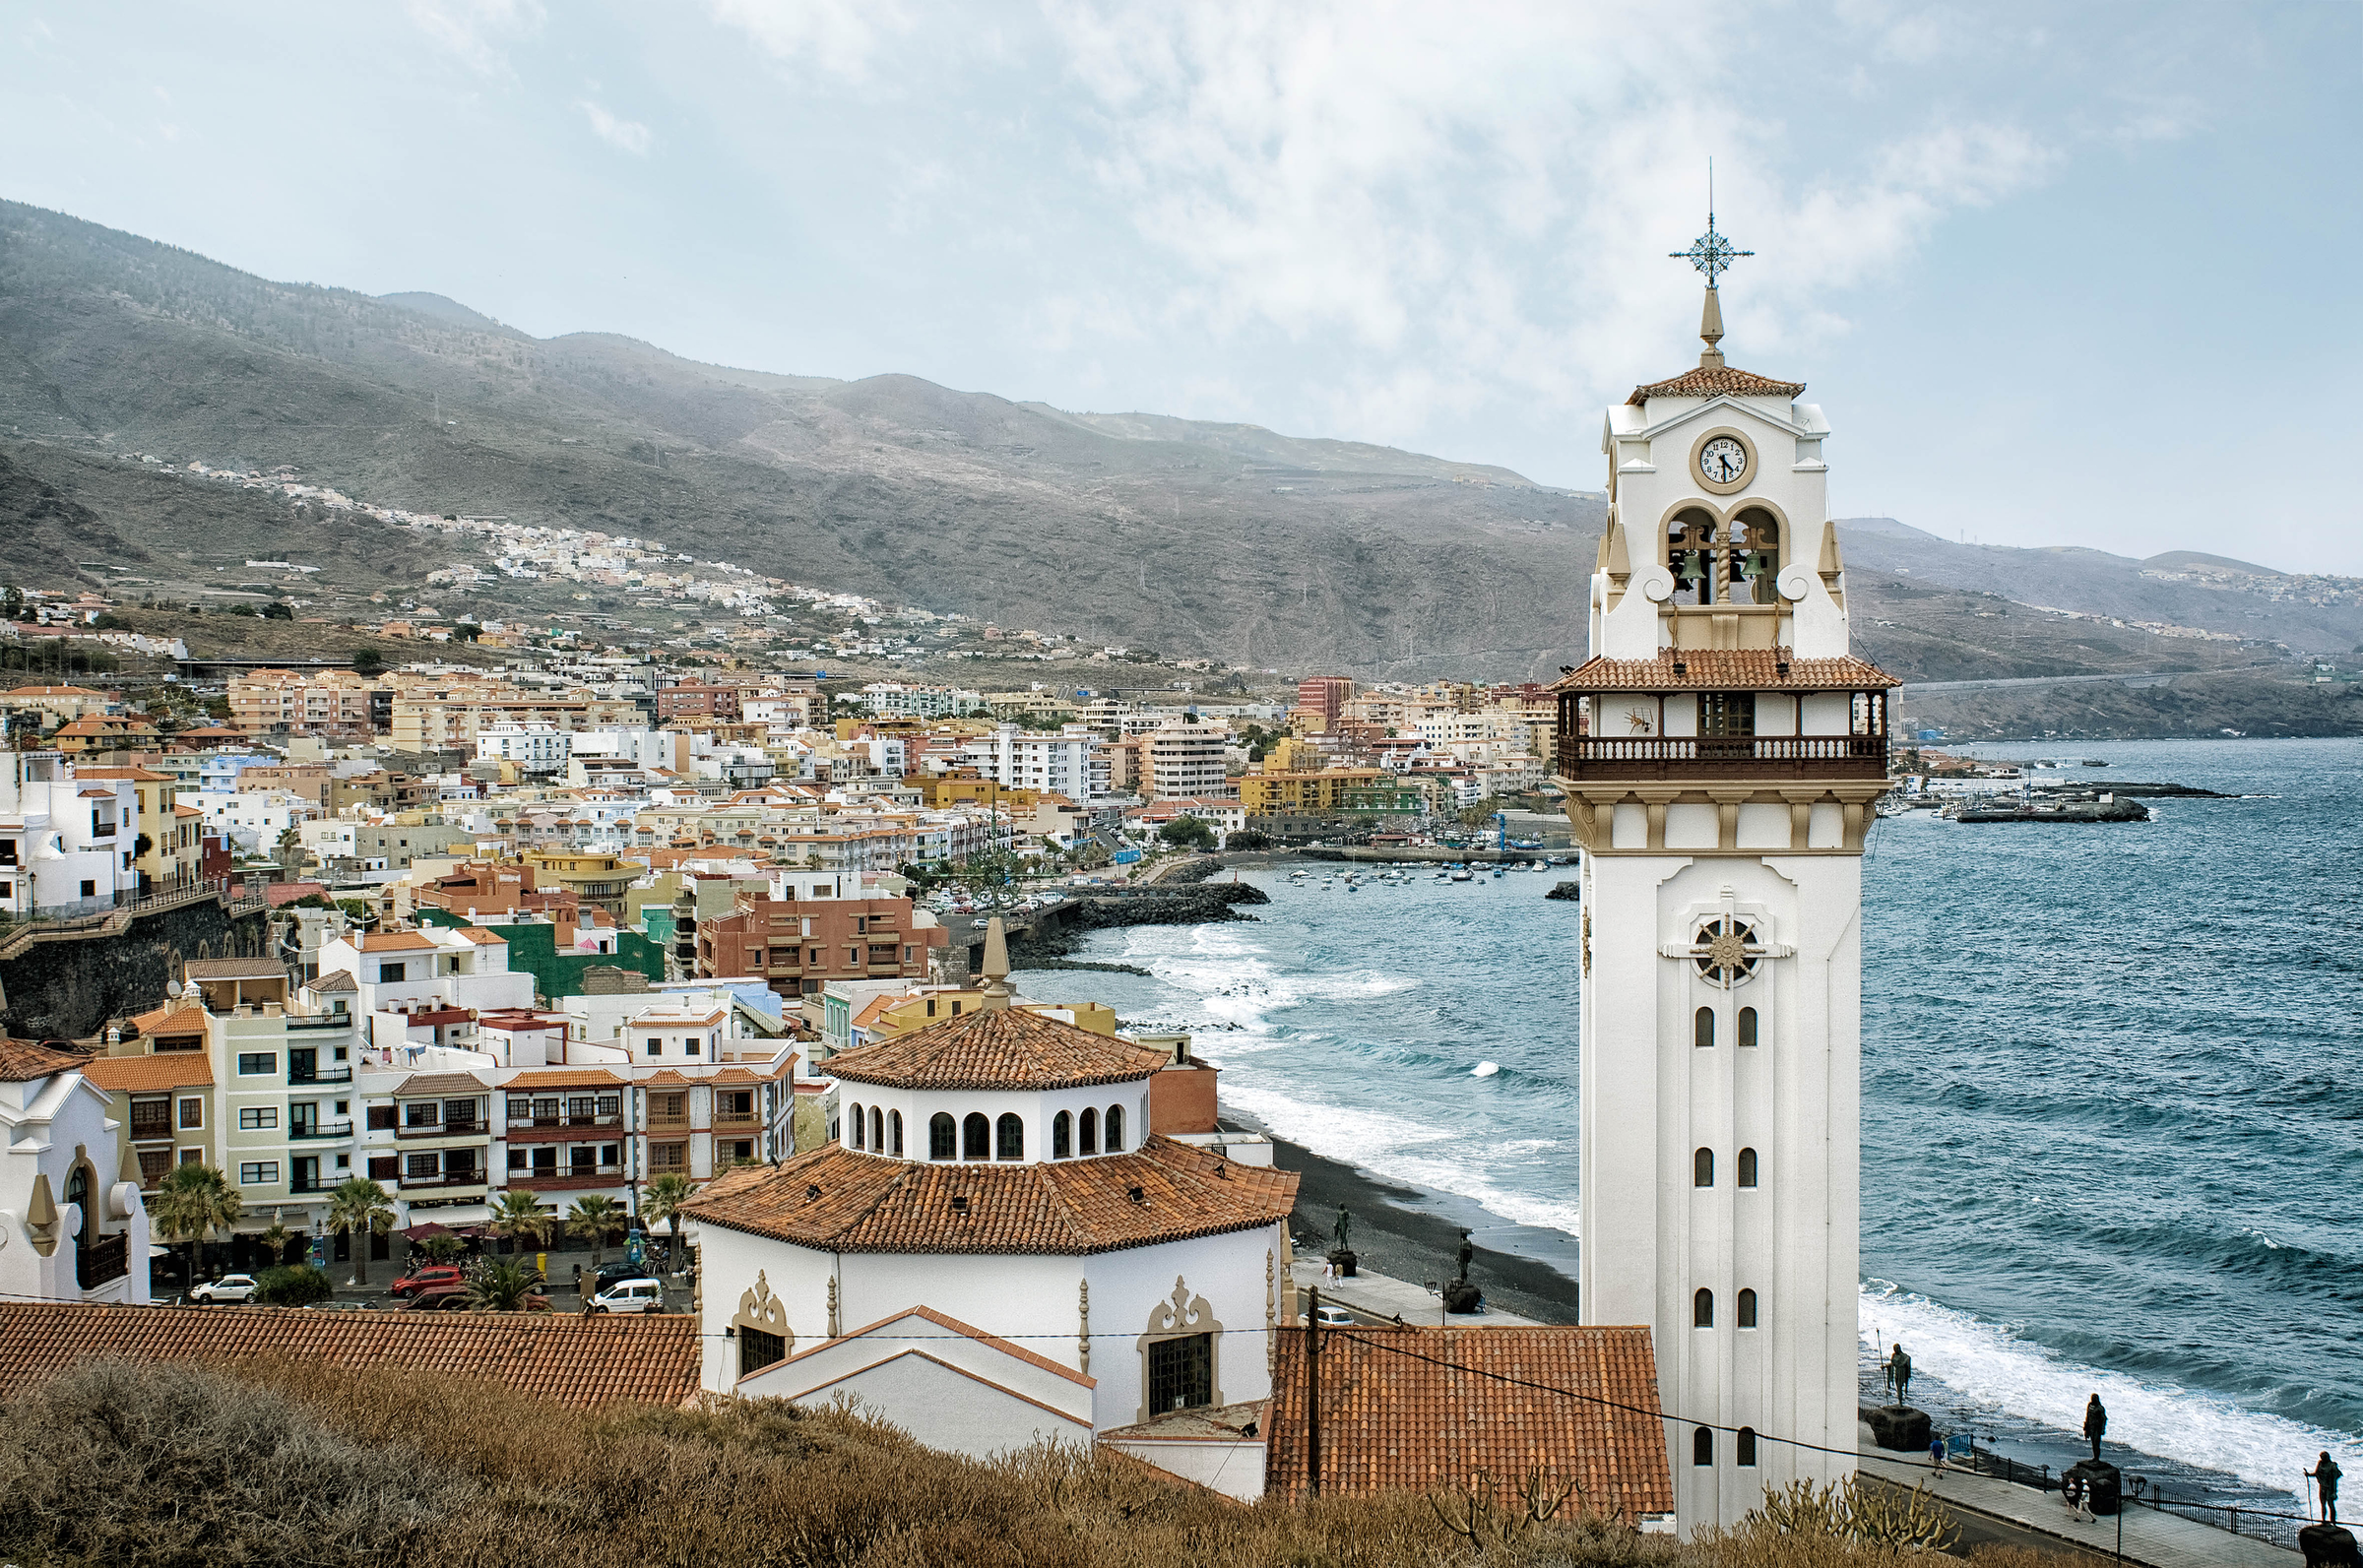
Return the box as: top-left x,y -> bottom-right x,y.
1671,158 -> 1753,368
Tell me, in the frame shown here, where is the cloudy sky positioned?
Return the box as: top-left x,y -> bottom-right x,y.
4,1 -> 2356,570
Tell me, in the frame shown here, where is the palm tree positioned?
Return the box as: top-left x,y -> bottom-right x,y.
488,1190 -> 550,1254
256,1217 -> 292,1269
565,1195 -> 622,1270
464,1256 -> 546,1312
325,1177 -> 395,1289
421,1233 -> 463,1265
149,1163 -> 241,1292
639,1173 -> 697,1275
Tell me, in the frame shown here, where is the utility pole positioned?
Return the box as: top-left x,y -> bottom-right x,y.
1306,1286 -> 1321,1496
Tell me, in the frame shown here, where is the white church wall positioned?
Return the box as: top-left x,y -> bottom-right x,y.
1100,1434 -> 1268,1502
1084,1225 -> 1283,1429
1664,804 -> 1719,850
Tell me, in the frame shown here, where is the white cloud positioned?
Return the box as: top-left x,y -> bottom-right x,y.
578,100 -> 654,157
708,0 -> 913,81
405,0 -> 544,77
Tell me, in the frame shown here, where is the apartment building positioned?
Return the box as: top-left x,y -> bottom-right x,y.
187,787 -> 318,855
390,687 -> 640,748
956,722 -> 1111,802
73,766 -> 204,893
0,752 -> 141,918
696,886 -> 946,998
476,721 -> 571,777
1238,767 -> 1389,817
227,670 -> 384,739
1145,720 -> 1234,801
1296,675 -> 1356,730
861,682 -> 985,720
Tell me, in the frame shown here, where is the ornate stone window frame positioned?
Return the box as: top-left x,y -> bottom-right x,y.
1134,1275 -> 1224,1424
733,1269 -> 795,1380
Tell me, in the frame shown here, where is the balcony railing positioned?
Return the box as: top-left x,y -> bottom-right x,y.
712,1110 -> 759,1129
289,1119 -> 354,1141
1557,734 -> 1887,782
400,1172 -> 488,1190
289,1066 -> 353,1084
504,1168 -> 626,1192
398,1120 -> 485,1139
506,1114 -> 623,1131
646,1113 -> 691,1132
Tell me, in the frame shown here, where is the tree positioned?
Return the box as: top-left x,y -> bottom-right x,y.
274,826 -> 307,878
256,1217 -> 292,1267
421,1233 -> 463,1265
350,647 -> 385,676
1224,830 -> 1273,851
464,1256 -> 546,1312
639,1172 -> 697,1275
253,1265 -> 332,1306
1,583 -> 22,621
325,1177 -> 395,1288
566,1195 -> 623,1268
1157,817 -> 1217,851
260,600 -> 293,621
489,1191 -> 551,1254
149,1163 -> 241,1289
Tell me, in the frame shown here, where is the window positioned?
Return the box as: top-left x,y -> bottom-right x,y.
644,1037 -> 663,1056
1693,1148 -> 1714,1187
1053,1110 -> 1072,1160
81,879 -> 96,899
379,962 -> 406,982
406,1153 -> 441,1181
1693,1008 -> 1714,1049
366,1105 -> 396,1131
929,1112 -> 956,1160
869,1107 -> 884,1154
687,1035 -> 704,1058
1079,1107 -> 1098,1155
1738,1148 -> 1758,1188
508,1150 -> 530,1172
1146,1332 -> 1213,1414
1694,1427 -> 1715,1467
1736,1427 -> 1757,1466
446,1149 -> 479,1181
238,1106 -> 280,1130
1105,1104 -> 1124,1153
1737,1288 -> 1758,1329
740,1327 -> 786,1380
130,1098 -> 171,1139
405,1102 -> 440,1129
238,1161 -> 280,1185
1693,1288 -> 1714,1328
995,1113 -> 1024,1160
1738,1006 -> 1758,1047
886,1109 -> 903,1156
236,1052 -> 278,1076
137,1148 -> 172,1187
1697,692 -> 1756,737
962,1112 -> 990,1160
849,1102 -> 865,1150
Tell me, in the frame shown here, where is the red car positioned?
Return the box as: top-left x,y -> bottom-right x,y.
387,1264 -> 467,1299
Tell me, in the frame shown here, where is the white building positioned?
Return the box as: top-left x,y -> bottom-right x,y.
189,787 -> 318,855
0,752 -> 140,918
957,722 -> 1111,802
1145,720 -> 1232,801
0,1039 -> 152,1306
862,682 -> 985,720
1552,259 -> 1896,1534
316,927 -> 538,1055
477,721 -> 571,776
681,945 -> 1296,1459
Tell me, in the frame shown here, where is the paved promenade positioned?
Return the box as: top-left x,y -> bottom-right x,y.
1288,1258 -> 1545,1327
1857,1436 -> 2302,1567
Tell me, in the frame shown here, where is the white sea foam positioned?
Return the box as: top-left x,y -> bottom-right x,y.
1859,1282 -> 2360,1496
1471,1061 -> 1501,1077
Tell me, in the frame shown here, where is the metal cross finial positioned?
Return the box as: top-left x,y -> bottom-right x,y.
1671,162 -> 1752,288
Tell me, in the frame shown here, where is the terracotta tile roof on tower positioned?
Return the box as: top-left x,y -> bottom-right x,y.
681,1135 -> 1298,1256
83,1053 -> 214,1092
0,1038 -> 95,1083
825,1008 -> 1169,1092
1265,1325 -> 1673,1515
1628,364 -> 1806,405
1546,651 -> 1899,694
0,1302 -> 700,1408
130,998 -> 212,1037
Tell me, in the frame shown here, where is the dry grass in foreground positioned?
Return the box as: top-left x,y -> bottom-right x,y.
0,1359 -> 2110,1568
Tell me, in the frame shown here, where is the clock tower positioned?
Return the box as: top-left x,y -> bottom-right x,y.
1550,216 -> 1897,1534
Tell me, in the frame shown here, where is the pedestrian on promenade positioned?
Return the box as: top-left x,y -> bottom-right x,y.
2313,1451 -> 2342,1525
2083,1395 -> 2107,1463
2063,1472 -> 2093,1523
1929,1434 -> 1947,1471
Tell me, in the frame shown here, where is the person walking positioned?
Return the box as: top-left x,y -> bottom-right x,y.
2063,1471 -> 2094,1523
1929,1433 -> 1948,1471
2083,1395 -> 2107,1463
2313,1451 -> 2342,1525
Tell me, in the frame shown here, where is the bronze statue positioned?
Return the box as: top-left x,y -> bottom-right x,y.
1886,1344 -> 1912,1406
1332,1205 -> 1352,1255
1455,1228 -> 1474,1285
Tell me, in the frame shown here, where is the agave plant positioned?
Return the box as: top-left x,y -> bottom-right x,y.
464,1256 -> 546,1313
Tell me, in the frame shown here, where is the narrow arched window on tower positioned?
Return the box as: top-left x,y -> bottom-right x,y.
1738,1287 -> 1758,1328
1106,1104 -> 1125,1152
1738,1007 -> 1758,1047
1737,1147 -> 1758,1187
1693,1148 -> 1714,1187
1693,1426 -> 1714,1467
1053,1110 -> 1072,1159
1693,1287 -> 1715,1328
1079,1106 -> 1099,1155
1737,1426 -> 1758,1466
848,1101 -> 864,1150
995,1112 -> 1024,1160
928,1112 -> 955,1160
869,1106 -> 883,1154
889,1109 -> 904,1157
1694,1007 -> 1715,1049
962,1112 -> 990,1160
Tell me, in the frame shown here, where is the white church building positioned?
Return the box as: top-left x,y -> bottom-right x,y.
1550,220 -> 1897,1534
680,939 -> 1298,1468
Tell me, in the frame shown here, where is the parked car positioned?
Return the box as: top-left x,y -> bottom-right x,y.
188,1274 -> 258,1304
387,1264 -> 467,1299
1311,1304 -> 1356,1328
586,1278 -> 666,1315
593,1258 -> 654,1293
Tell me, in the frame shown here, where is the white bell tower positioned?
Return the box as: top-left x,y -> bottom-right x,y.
1552,213 -> 1896,1534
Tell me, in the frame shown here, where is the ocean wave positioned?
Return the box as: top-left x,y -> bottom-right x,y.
1858,1283 -> 2361,1494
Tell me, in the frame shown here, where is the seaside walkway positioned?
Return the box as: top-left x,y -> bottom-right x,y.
1857,1437 -> 2301,1567
1288,1258 -> 1544,1328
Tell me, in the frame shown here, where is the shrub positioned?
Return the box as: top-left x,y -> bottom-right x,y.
253,1264 -> 334,1306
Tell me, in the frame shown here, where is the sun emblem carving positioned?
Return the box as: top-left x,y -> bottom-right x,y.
1661,888 -> 1792,988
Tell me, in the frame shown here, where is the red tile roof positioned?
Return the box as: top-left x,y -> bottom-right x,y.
394,1071 -> 490,1097
0,1038 -> 96,1083
1545,651 -> 1899,694
0,1302 -> 700,1408
83,1053 -> 214,1092
130,998 -> 211,1038
1628,364 -> 1806,405
682,1135 -> 1297,1256
1265,1325 -> 1673,1517
826,1008 -> 1168,1093
504,1068 -> 624,1088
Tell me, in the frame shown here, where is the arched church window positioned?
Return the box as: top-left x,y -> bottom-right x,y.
1737,1147 -> 1758,1188
1053,1110 -> 1072,1159
1079,1107 -> 1098,1155
848,1102 -> 864,1150
928,1112 -> 956,1160
1737,1426 -> 1758,1466
1738,1007 -> 1758,1047
889,1109 -> 904,1157
1694,1007 -> 1715,1048
1106,1104 -> 1125,1152
1738,1287 -> 1758,1328
1693,1426 -> 1714,1467
995,1113 -> 1025,1160
869,1106 -> 884,1155
1668,512 -> 1718,605
1693,1148 -> 1714,1187
1693,1287 -> 1714,1328
962,1112 -> 990,1160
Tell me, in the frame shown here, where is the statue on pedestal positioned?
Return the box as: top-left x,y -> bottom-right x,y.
1326,1205 -> 1357,1279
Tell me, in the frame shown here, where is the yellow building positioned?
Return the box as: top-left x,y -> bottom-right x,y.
912,774 -> 1046,813
74,766 -> 205,892
521,849 -> 639,914
1239,767 -> 1388,817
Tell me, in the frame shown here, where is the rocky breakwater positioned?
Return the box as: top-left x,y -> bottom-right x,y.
1007,881 -> 1271,974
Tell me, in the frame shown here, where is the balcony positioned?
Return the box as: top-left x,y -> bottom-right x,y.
1556,734 -> 1887,784
712,1110 -> 759,1129
400,1173 -> 488,1191
289,1119 -> 354,1141
76,1233 -> 129,1290
646,1113 -> 691,1133
288,1066 -> 353,1082
504,1115 -> 623,1141
398,1120 -> 485,1140
504,1167 -> 626,1192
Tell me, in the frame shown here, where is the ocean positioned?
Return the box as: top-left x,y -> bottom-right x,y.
1013,737 -> 2363,1530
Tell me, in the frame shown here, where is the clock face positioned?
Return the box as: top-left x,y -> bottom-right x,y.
1699,436 -> 1748,484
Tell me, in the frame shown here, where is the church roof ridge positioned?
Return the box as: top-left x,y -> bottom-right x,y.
825,1007 -> 1170,1093
1629,364 -> 1806,406
1547,650 -> 1898,694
